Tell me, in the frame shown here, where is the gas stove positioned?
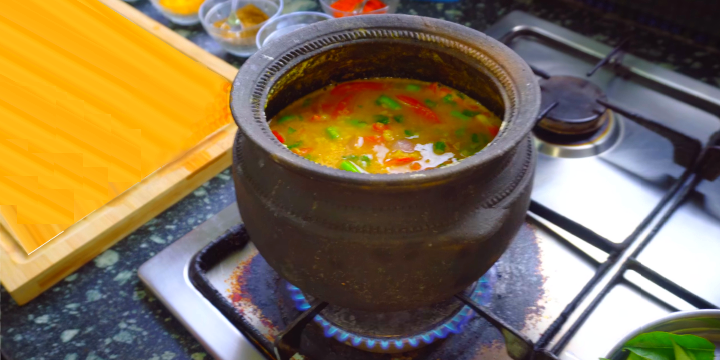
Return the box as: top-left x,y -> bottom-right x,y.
139,11 -> 720,360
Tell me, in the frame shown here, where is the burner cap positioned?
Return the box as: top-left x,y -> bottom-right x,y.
538,76 -> 608,135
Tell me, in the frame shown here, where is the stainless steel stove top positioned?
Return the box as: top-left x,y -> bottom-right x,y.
140,11 -> 720,360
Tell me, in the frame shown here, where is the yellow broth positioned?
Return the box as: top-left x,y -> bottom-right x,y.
268,78 -> 502,174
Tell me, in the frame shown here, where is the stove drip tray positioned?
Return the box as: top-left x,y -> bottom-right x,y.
188,223 -> 543,360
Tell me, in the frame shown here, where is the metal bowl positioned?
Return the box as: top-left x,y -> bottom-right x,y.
606,310 -> 720,359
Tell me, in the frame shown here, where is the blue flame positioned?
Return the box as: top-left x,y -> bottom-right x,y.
286,265 -> 496,352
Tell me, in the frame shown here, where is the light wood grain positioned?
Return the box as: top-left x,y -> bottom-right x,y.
0,0 -> 239,305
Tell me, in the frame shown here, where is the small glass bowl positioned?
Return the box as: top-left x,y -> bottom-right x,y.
200,0 -> 283,57
150,0 -> 204,25
319,0 -> 398,18
256,12 -> 333,49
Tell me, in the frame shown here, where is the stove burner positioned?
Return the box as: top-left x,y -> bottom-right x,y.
537,76 -> 608,136
287,265 -> 497,354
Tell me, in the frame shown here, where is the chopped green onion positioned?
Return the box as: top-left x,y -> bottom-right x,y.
442,94 -> 456,105
342,155 -> 358,160
287,141 -> 303,149
451,110 -> 471,121
462,109 -> 481,117
424,99 -> 437,108
393,115 -> 404,123
339,160 -> 362,173
456,92 -> 466,99
406,84 -> 421,92
347,119 -> 367,128
287,127 -> 297,134
434,141 -> 446,154
278,115 -> 298,124
471,133 -> 480,143
377,95 -> 401,110
360,155 -> 371,167
404,129 -> 414,136
374,115 -> 390,124
455,128 -> 466,137
326,126 -> 340,140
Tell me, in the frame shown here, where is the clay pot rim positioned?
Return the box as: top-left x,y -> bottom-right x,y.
230,14 -> 540,187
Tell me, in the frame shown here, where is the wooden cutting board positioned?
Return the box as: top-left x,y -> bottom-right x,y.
0,0 -> 239,305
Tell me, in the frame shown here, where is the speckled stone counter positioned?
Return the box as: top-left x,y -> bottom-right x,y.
2,1 -> 719,359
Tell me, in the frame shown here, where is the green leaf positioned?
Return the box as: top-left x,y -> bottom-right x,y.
672,340 -> 692,360
623,332 -> 715,360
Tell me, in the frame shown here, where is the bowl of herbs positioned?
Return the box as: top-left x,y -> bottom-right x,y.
605,310 -> 720,360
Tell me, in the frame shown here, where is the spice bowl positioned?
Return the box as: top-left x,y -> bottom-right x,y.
319,0 -> 399,18
200,0 -> 283,57
256,12 -> 332,49
150,0 -> 204,25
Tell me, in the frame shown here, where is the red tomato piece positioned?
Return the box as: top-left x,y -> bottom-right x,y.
333,95 -> 353,118
330,82 -> 386,96
362,0 -> 386,12
385,157 -> 415,166
272,130 -> 285,144
487,125 -> 499,137
330,0 -> 362,12
364,135 -> 383,144
428,82 -> 438,93
372,122 -> 389,132
395,95 -> 441,123
410,162 -> 422,171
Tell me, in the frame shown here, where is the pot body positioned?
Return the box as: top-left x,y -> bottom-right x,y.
230,15 -> 540,312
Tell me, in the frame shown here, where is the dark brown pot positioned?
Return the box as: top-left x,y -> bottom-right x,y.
230,15 -> 540,312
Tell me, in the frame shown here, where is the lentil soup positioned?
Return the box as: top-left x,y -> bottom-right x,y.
268,78 -> 502,174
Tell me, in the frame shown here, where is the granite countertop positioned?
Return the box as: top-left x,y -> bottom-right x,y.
2,1 -> 719,360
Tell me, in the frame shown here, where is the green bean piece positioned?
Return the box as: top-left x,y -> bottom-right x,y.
287,141 -> 302,149
442,94 -> 456,105
360,155 -> 371,167
462,109 -> 480,117
347,119 -> 367,128
339,161 -> 361,173
424,99 -> 437,108
277,115 -> 297,124
393,115 -> 404,123
451,110 -> 471,121
404,129 -> 414,136
377,95 -> 402,110
326,126 -> 340,140
471,133 -> 480,143
406,84 -> 421,92
434,141 -> 446,154
374,115 -> 390,124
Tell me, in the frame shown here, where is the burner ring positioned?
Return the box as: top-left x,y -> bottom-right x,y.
535,110 -> 623,158
538,76 -> 608,135
287,265 -> 498,354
